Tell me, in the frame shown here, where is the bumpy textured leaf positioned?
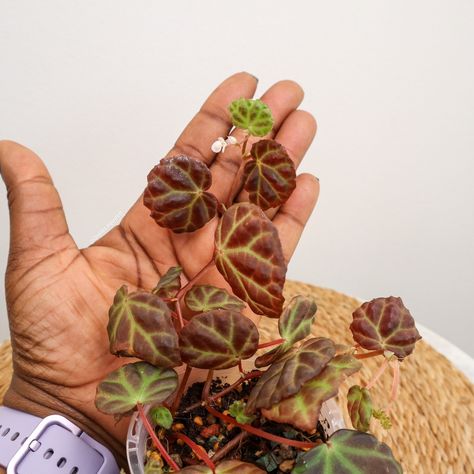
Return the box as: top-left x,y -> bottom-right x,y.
214,203 -> 286,318
184,285 -> 245,312
152,266 -> 182,298
261,354 -> 362,432
256,296 -> 318,368
228,400 -> 256,424
347,385 -> 373,432
350,296 -> 421,359
150,405 -> 173,429
178,310 -> 259,369
95,362 -> 178,415
246,338 -> 335,413
229,98 -> 274,137
293,429 -> 403,474
144,155 -> 218,233
107,286 -> 181,368
243,139 -> 296,210
179,460 -> 265,474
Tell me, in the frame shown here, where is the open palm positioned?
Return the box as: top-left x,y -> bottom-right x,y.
0,73 -> 319,465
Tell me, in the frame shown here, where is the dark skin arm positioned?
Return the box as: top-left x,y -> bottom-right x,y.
0,73 -> 319,470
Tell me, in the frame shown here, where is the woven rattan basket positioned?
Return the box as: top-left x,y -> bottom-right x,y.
1,282 -> 473,473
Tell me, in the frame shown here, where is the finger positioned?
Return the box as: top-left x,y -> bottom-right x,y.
117,72 -> 258,242
236,109 -> 317,210
272,173 -> 320,262
209,80 -> 305,203
0,140 -> 76,262
170,71 -> 258,165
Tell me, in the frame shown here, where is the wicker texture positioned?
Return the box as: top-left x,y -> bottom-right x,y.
1,282 -> 473,473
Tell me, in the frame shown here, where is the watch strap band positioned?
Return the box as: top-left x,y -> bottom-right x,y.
0,406 -> 120,474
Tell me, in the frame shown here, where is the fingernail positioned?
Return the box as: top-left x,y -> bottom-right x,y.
244,72 -> 258,82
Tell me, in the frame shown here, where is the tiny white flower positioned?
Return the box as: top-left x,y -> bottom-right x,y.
225,136 -> 238,145
211,137 -> 226,153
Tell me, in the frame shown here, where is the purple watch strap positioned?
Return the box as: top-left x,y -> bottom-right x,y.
0,406 -> 120,474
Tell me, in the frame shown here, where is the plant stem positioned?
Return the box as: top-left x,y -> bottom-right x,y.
257,338 -> 285,350
365,358 -> 389,390
202,369 -> 214,402
136,404 -> 180,472
354,349 -> 385,360
174,301 -> 185,329
176,259 -> 215,301
171,365 -> 193,414
211,431 -> 249,463
182,370 -> 263,414
172,433 -> 216,472
205,405 -> 317,450
387,360 -> 400,410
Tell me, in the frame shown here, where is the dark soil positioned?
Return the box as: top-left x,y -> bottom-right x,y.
146,378 -> 326,473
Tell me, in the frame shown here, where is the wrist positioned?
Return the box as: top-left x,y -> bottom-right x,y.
3,374 -> 129,471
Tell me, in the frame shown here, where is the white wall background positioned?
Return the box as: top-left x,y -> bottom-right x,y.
1,1 -> 473,355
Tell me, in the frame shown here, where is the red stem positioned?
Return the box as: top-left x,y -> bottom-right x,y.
387,359 -> 400,411
136,404 -> 180,472
354,349 -> 385,360
175,300 -> 185,329
176,259 -> 215,300
171,365 -> 193,414
205,405 -> 316,450
364,358 -> 389,390
257,338 -> 285,350
172,433 -> 216,472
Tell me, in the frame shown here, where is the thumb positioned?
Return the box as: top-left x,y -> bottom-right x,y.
0,140 -> 76,267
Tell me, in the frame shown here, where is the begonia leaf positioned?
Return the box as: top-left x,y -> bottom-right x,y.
350,296 -> 421,360
184,285 -> 245,313
107,286 -> 181,368
347,385 -> 373,432
246,337 -> 336,413
152,266 -> 182,299
229,98 -> 274,137
95,362 -> 178,415
255,296 -> 318,368
261,354 -> 362,432
178,310 -> 259,369
293,429 -> 402,474
179,460 -> 265,474
243,139 -> 296,210
144,155 -> 218,233
214,203 -> 286,318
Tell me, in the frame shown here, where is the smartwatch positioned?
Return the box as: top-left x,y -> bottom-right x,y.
0,406 -> 120,473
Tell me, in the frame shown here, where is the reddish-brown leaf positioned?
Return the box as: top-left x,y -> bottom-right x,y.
246,338 -> 336,413
243,139 -> 296,210
184,285 -> 245,313
178,310 -> 259,369
107,286 -> 181,368
152,266 -> 182,299
350,296 -> 421,359
262,354 -> 362,432
144,155 -> 218,233
214,203 -> 286,318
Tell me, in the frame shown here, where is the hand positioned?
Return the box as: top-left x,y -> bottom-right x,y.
0,73 -> 319,468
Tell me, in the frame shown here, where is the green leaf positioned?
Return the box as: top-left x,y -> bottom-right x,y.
214,203 -> 286,318
243,139 -> 296,210
95,362 -> 178,415
144,155 -> 218,233
350,296 -> 421,360
228,400 -> 256,424
184,285 -> 245,312
256,296 -> 318,368
373,409 -> 393,430
179,460 -> 265,473
246,338 -> 336,413
261,354 -> 362,432
229,98 -> 274,137
150,405 -> 173,430
144,459 -> 163,474
152,266 -> 182,299
107,286 -> 181,368
293,429 -> 403,474
178,310 -> 259,369
347,385 -> 373,432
